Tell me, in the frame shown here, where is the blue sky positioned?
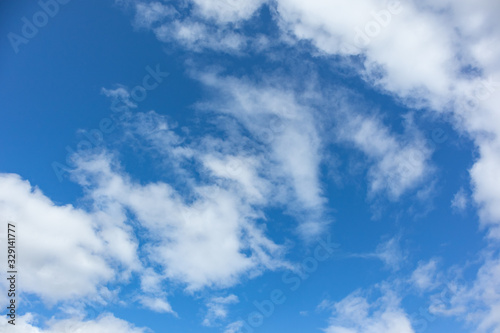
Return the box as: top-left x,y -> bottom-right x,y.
1,0 -> 500,332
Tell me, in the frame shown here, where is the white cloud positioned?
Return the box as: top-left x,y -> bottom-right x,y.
195,72 -> 326,215
353,237 -> 405,271
190,0 -> 264,23
20,2 -> 500,330
411,259 -> 440,292
202,154 -> 270,204
122,1 -> 438,205
0,173 -> 139,304
374,237 -> 405,271
272,0 -> 500,232
101,87 -> 137,110
224,320 -> 245,333
0,313 -> 149,333
129,0 -> 263,53
138,296 -> 176,314
265,2 -> 500,331
336,112 -> 432,199
430,255 -> 500,333
202,294 -> 239,326
71,149 -> 288,291
324,290 -> 415,333
140,268 -> 164,294
275,0 -> 457,104
154,19 -> 248,53
451,188 -> 468,212
471,141 -> 500,238
136,267 -> 177,314
134,1 -> 176,29
124,0 -> 500,232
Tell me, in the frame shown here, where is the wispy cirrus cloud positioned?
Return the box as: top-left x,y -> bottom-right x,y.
322,289 -> 415,333
429,253 -> 500,333
119,3 -> 500,331
335,112 -> 432,200
202,294 -> 239,327
126,0 -> 500,237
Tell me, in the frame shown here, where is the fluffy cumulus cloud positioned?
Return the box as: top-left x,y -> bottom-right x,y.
71,151 -> 286,291
0,71 -> 329,328
470,141 -> 500,238
271,0 -> 500,232
0,96 -> 312,323
0,174 -> 139,304
0,94 -> 296,329
0,313 -> 148,333
323,290 -> 415,333
273,0 -> 490,104
66,104 -> 303,290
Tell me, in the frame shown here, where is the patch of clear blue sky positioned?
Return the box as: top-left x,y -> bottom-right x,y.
0,1 -> 484,332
